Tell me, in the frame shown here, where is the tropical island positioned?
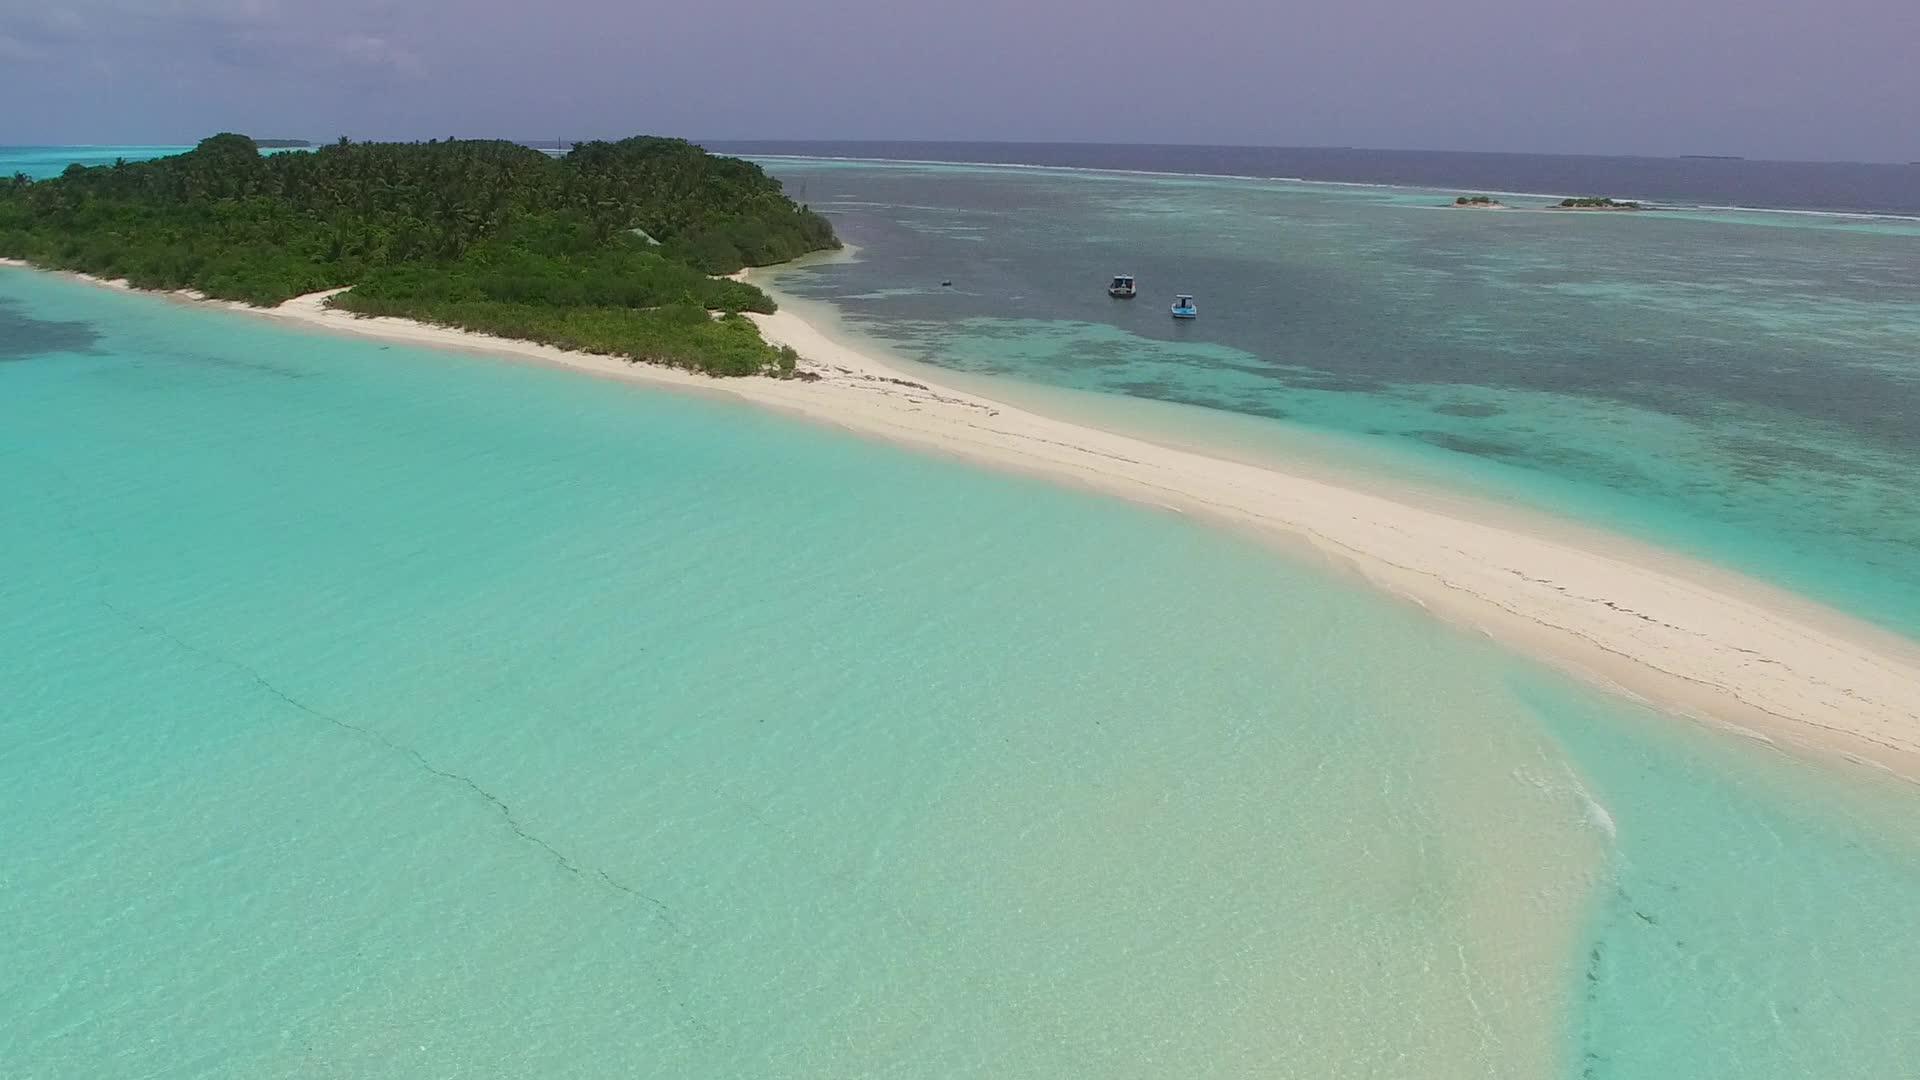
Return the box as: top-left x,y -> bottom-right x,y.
1551,196 -> 1642,210
1452,194 -> 1504,208
252,139 -> 314,148
0,133 -> 839,376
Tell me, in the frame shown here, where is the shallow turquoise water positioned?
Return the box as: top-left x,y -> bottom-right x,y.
756,159 -> 1920,640
1527,680 -> 1920,1079
0,145 -> 256,179
3,268 -> 1918,1078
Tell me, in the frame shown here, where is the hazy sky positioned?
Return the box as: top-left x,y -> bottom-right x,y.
2,0 -> 1915,161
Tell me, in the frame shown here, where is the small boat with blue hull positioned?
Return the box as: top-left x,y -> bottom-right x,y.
1170,294 -> 1197,319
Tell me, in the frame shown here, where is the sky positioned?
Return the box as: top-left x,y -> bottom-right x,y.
1,0 -> 1916,162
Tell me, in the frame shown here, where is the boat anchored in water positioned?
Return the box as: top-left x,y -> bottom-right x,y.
1107,274 -> 1137,299
1170,294 -> 1197,319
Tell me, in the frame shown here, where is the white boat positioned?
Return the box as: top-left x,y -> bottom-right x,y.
1170,294 -> 1197,319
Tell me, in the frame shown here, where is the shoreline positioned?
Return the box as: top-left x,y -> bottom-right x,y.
8,256 -> 1920,783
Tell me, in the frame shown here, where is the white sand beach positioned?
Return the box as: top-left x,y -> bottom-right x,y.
10,257 -> 1920,781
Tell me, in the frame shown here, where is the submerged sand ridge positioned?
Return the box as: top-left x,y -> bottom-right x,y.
7,257 -> 1918,781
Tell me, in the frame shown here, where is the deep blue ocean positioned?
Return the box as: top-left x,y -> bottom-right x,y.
710,141 -> 1920,217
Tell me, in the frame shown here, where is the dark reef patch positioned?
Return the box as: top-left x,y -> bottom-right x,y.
0,299 -> 102,361
1716,433 -> 1897,484
1431,400 -> 1506,418
1408,429 -> 1525,459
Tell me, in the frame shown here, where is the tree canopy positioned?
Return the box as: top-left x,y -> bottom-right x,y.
0,133 -> 839,376
1556,196 -> 1641,209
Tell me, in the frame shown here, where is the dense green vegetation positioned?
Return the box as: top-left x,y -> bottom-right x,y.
0,133 -> 838,376
1556,196 -> 1641,209
1453,195 -> 1498,205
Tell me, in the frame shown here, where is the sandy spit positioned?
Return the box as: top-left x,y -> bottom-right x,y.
9,257 -> 1919,782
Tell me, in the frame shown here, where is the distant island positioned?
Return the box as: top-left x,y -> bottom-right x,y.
251,139 -> 313,148
1552,196 -> 1642,211
1447,193 -> 1647,212
1679,154 -> 1744,161
0,133 -> 839,376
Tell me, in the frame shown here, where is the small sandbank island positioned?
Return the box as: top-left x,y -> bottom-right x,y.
1551,195 -> 1643,210
6,137 -> 1919,783
1447,194 -> 1646,211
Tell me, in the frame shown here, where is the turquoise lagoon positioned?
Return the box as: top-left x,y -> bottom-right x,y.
4,259 -> 1919,1077
2,145 -> 194,180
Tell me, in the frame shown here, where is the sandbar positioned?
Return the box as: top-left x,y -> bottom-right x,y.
8,256 -> 1919,782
